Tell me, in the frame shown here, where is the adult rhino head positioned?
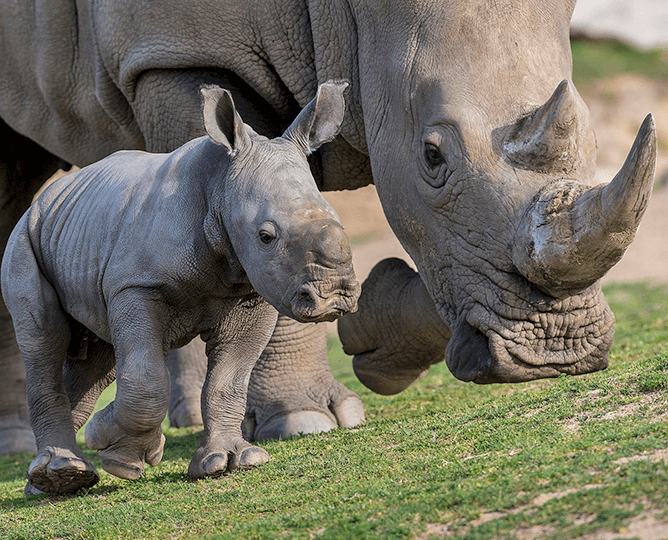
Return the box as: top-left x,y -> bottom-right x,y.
336,0 -> 657,390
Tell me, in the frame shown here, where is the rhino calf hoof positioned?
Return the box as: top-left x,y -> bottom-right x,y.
26,446 -> 99,495
86,416 -> 166,480
98,431 -> 165,481
189,443 -> 269,479
228,446 -> 270,472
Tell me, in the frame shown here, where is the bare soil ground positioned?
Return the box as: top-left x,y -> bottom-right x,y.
324,74 -> 668,286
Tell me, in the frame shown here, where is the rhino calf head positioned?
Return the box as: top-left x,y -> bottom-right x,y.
202,82 -> 360,323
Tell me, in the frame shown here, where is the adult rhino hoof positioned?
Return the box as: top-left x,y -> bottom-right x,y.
252,410 -> 338,442
26,446 -> 99,495
0,424 -> 37,455
330,395 -> 366,429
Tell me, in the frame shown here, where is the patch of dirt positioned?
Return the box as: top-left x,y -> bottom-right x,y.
612,448 -> 668,465
416,489 -> 668,540
324,74 -> 668,285
559,389 -> 668,434
576,510 -> 668,540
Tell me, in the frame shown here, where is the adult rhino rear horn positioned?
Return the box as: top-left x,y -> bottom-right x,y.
511,112 -> 657,297
504,80 -> 596,178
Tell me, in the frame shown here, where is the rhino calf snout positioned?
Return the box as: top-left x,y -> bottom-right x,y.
312,221 -> 354,266
290,277 -> 360,323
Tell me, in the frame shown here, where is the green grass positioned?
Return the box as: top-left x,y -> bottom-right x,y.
1,281 -> 667,539
571,38 -> 668,86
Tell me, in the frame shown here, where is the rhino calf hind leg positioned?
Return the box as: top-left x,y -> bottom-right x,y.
0,120 -> 65,457
2,240 -> 99,494
63,337 -> 117,434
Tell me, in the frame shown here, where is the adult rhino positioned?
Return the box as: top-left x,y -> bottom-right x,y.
0,0 -> 656,454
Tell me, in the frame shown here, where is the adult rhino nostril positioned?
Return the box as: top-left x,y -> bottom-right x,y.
445,322 -> 493,383
299,290 -> 311,301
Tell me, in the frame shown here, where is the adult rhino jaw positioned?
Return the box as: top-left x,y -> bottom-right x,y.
511,113 -> 657,297
445,284 -> 615,384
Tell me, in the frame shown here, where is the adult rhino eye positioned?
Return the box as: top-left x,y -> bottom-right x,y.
258,222 -> 277,245
424,144 -> 445,168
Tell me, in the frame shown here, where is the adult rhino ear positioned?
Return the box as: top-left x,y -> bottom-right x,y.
201,85 -> 251,155
283,80 -> 348,155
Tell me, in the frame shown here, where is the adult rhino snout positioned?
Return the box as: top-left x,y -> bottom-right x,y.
509,85 -> 657,297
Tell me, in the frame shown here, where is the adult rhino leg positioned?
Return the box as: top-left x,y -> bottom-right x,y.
167,340 -> 206,428
243,315 -> 365,442
133,68 -> 293,430
0,119 -> 62,456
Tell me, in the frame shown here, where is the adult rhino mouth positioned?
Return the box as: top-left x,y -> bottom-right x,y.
444,285 -> 615,384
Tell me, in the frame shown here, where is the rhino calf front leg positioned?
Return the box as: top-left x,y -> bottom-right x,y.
188,303 -> 278,479
84,293 -> 169,480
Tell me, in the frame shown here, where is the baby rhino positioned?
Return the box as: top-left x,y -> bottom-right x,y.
1,81 -> 360,495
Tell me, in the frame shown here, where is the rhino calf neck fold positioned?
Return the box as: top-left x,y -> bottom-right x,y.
0,81 -> 359,495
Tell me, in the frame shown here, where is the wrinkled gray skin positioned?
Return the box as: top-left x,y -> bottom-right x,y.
0,0 -> 657,454
1,82 -> 360,495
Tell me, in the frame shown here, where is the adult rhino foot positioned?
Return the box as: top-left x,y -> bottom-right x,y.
188,439 -> 269,479
0,422 -> 37,455
338,258 -> 451,395
85,410 -> 165,480
243,315 -> 364,442
26,446 -> 99,495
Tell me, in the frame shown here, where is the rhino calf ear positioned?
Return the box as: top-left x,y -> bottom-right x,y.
283,80 -> 348,155
201,85 -> 251,155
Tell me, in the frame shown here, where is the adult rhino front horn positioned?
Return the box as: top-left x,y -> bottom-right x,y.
510,84 -> 656,297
